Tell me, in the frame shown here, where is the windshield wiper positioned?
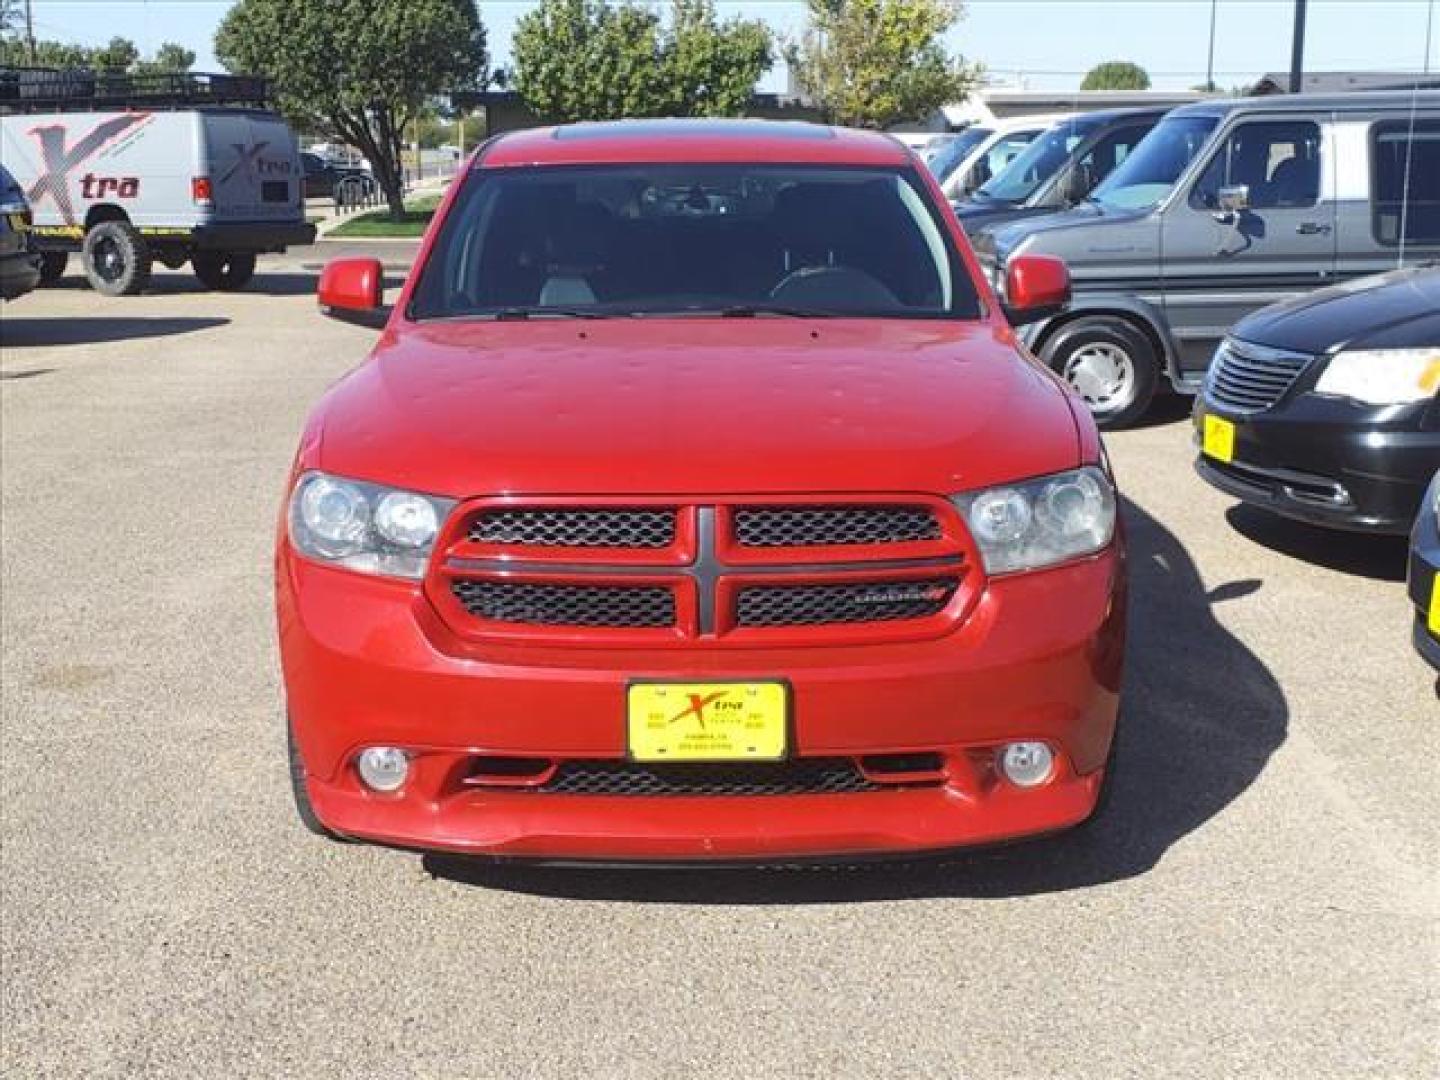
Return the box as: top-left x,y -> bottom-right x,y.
717,304 -> 836,319
489,307 -> 612,321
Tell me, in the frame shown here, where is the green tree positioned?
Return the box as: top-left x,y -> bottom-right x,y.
786,0 -> 981,129
216,0 -> 487,218
90,36 -> 141,71
134,42 -> 197,75
0,33 -> 193,72
512,0 -> 771,123
1081,61 -> 1151,91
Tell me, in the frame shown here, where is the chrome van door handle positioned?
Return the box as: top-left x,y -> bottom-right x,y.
1296,222 -> 1332,235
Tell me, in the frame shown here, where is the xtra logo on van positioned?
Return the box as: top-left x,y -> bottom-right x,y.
26,114 -> 151,225
220,141 -> 293,185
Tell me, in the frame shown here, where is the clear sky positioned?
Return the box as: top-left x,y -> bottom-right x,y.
20,0 -> 1440,93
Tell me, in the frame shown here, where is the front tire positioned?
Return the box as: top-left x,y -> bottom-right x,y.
38,252 -> 68,285
287,718 -> 345,841
1041,317 -> 1159,430
193,251 -> 257,291
82,221 -> 152,296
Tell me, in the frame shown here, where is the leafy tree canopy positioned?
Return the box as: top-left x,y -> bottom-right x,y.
512,0 -> 772,123
785,0 -> 981,129
0,32 -> 194,72
216,0 -> 487,218
1081,60 -> 1152,91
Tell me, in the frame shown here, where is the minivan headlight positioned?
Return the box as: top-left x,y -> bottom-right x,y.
952,466 -> 1116,574
1313,349 -> 1440,406
288,471 -> 455,579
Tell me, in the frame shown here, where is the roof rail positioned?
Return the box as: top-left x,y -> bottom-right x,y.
0,67 -> 272,114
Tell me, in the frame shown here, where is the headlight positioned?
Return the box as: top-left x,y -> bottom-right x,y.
952,466 -> 1116,574
287,471 -> 455,579
1313,349 -> 1440,406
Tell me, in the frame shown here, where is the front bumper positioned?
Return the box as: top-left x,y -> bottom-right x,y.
191,220 -> 316,253
1193,396 -> 1440,534
0,249 -> 41,300
277,544 -> 1126,861
1408,481 -> 1440,672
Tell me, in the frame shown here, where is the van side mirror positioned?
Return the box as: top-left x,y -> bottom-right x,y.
1002,254 -> 1071,326
318,258 -> 388,328
1217,184 -> 1250,214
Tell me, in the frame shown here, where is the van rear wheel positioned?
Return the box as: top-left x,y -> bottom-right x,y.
1041,317 -> 1159,430
37,252 -> 68,286
193,252 -> 257,291
82,221 -> 151,297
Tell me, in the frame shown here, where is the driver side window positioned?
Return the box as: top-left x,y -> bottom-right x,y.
1188,120 -> 1321,210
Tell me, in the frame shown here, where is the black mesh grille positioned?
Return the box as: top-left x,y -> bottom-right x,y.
1204,341 -> 1314,414
469,508 -> 676,548
451,580 -> 675,628
734,505 -> 941,547
540,759 -> 879,796
737,578 -> 957,627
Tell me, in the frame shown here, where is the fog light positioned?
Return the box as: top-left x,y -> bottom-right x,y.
357,747 -> 410,792
997,742 -> 1054,788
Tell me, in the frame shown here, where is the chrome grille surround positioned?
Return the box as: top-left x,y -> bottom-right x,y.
1204,339 -> 1315,415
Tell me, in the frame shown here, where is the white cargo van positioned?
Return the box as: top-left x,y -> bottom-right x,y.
0,70 -> 315,295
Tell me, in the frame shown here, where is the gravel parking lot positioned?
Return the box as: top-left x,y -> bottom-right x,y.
2,263 -> 1436,1078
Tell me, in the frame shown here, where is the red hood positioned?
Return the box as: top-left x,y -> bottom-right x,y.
311,319 -> 1081,498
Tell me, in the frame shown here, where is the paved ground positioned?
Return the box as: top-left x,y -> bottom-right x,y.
2,264 -> 1436,1078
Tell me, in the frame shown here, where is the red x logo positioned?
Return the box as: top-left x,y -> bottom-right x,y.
668,690 -> 728,729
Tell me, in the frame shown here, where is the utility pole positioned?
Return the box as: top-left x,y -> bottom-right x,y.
24,0 -> 37,63
1206,0 -> 1218,92
1288,0 -> 1308,93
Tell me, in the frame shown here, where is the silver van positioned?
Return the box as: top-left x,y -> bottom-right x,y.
978,91 -> 1440,427
0,70 -> 315,295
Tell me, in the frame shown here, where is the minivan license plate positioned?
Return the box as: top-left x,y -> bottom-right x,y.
627,681 -> 788,762
1202,414 -> 1237,464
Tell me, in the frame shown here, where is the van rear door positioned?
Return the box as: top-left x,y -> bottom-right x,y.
1159,114 -> 1337,379
204,111 -> 301,223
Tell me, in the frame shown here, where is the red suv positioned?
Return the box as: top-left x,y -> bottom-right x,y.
278,120 -> 1126,863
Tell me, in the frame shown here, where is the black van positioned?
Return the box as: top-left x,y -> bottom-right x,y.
980,91 -> 1440,427
954,107 -> 1170,237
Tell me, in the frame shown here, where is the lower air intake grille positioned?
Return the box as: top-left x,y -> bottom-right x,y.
736,578 -> 957,627
451,580 -> 674,628
540,759 -> 879,796
468,507 -> 676,548
734,505 -> 941,547
1205,340 -> 1314,414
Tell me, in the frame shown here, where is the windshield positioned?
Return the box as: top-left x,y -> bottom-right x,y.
924,127 -> 992,184
975,119 -> 1098,203
1090,115 -> 1219,211
410,164 -> 982,321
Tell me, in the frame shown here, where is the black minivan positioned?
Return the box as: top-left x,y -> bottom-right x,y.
1194,265 -> 1439,534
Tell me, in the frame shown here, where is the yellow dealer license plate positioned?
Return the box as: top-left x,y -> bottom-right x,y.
1202,414 -> 1237,464
6,213 -> 28,233
1429,575 -> 1440,636
627,681 -> 788,762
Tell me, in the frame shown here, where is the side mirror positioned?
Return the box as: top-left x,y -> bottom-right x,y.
318,257 -> 387,328
1002,254 -> 1071,326
1060,163 -> 1095,206
1217,184 -> 1250,214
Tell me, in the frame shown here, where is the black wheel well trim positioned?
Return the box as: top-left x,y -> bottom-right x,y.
83,204 -> 131,230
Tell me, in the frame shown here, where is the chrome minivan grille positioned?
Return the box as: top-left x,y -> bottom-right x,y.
1205,340 -> 1314,414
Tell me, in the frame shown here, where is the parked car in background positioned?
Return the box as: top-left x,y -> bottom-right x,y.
0,69 -> 315,295
1409,471 -> 1440,672
981,90 -> 1440,428
282,119 -> 1125,864
301,152 -> 370,200
953,107 -> 1170,237
0,162 -> 41,300
927,114 -> 1074,203
1194,264 -> 1439,534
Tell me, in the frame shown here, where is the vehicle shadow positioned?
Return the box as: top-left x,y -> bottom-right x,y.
35,272 -> 404,299
1224,505 -> 1410,583
0,316 -> 229,347
424,496 -> 1289,902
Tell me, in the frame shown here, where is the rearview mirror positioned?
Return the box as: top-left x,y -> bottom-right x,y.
1002,254 -> 1071,326
1217,184 -> 1250,214
318,257 -> 387,328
